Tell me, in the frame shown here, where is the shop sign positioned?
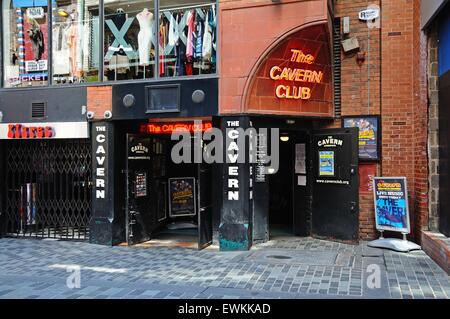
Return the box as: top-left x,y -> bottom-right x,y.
140,121 -> 213,135
93,125 -> 108,200
168,178 -> 196,217
5,124 -> 54,139
26,7 -> 45,19
269,49 -> 324,101
0,122 -> 89,140
373,177 -> 410,233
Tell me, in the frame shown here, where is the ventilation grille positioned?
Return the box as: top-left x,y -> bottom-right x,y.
31,102 -> 47,119
333,17 -> 342,118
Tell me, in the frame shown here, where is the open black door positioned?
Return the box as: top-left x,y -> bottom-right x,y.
126,134 -> 154,245
197,161 -> 213,250
311,128 -> 359,242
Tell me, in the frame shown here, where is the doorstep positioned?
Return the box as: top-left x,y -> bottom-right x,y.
421,231 -> 450,275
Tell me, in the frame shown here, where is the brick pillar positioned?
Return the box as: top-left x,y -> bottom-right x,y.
381,0 -> 428,241
427,24 -> 440,231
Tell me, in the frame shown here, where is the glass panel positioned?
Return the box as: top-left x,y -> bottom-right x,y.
3,0 -> 49,88
158,0 -> 217,77
104,0 -> 156,81
52,0 -> 100,84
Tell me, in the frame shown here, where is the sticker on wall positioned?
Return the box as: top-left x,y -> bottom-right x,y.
319,151 -> 335,176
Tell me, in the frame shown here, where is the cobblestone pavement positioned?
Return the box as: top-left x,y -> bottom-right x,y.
0,237 -> 449,299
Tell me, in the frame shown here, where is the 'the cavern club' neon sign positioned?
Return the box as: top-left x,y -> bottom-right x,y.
269,49 -> 324,101
140,122 -> 213,135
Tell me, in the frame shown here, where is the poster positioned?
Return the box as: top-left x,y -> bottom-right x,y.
359,164 -> 377,194
295,144 -> 306,174
373,177 -> 410,233
319,151 -> 335,176
134,172 -> 147,198
169,178 -> 196,217
343,116 -> 380,161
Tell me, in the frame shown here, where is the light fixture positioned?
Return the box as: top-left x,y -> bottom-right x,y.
0,111 -> 3,122
280,134 -> 290,142
57,9 -> 69,17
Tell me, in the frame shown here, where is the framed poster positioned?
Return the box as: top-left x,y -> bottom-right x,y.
343,115 -> 381,161
134,171 -> 147,198
373,177 -> 410,233
319,151 -> 335,176
168,177 -> 196,218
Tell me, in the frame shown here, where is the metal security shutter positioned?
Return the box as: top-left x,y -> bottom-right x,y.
333,18 -> 342,118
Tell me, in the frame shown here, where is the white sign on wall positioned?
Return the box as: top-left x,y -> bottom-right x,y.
359,8 -> 380,21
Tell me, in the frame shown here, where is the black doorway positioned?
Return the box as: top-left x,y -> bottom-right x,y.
269,132 -> 295,237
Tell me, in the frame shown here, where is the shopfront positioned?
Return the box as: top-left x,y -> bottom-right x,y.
0,88 -> 91,240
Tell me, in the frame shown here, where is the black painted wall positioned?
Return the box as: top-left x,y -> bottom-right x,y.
112,78 -> 218,120
0,86 -> 88,123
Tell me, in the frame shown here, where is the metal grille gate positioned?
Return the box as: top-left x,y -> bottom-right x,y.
3,139 -> 92,240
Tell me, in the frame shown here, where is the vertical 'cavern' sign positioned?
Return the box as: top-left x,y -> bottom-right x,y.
92,123 -> 110,202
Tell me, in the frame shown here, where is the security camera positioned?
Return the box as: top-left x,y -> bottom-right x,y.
86,111 -> 95,120
104,111 -> 113,119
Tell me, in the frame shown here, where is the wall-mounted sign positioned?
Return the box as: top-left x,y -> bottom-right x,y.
343,116 -> 381,161
0,122 -> 89,140
5,124 -> 54,139
256,132 -> 268,183
169,178 -> 196,217
373,177 -> 410,233
246,24 -> 333,117
140,121 -> 213,135
93,125 -> 108,200
359,8 -> 380,21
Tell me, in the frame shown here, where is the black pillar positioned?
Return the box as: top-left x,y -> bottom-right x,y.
219,116 -> 253,251
90,121 -> 118,246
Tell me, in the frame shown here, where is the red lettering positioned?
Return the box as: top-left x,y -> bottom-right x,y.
7,124 -> 15,139
44,127 -> 54,138
7,124 -> 54,139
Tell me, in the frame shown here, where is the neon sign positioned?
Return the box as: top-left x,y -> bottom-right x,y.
140,122 -> 213,135
269,49 -> 325,101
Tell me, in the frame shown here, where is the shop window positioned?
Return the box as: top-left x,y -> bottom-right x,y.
103,0 -> 156,81
3,0 -> 50,88
52,0 -> 100,84
158,0 -> 217,77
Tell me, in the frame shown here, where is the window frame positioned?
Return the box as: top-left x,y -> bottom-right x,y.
0,0 -> 219,89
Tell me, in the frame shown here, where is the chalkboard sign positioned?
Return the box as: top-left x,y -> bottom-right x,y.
373,177 -> 410,233
168,178 -> 196,217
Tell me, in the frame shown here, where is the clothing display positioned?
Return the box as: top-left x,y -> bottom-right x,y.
159,6 -> 217,77
53,23 -> 70,75
136,8 -> 153,66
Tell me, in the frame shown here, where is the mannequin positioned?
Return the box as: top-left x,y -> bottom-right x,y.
136,8 -> 154,66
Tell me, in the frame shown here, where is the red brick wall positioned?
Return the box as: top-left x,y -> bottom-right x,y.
380,0 -> 428,241
334,0 -> 382,240
219,0 -> 329,114
87,86 -> 113,121
332,0 -> 428,241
